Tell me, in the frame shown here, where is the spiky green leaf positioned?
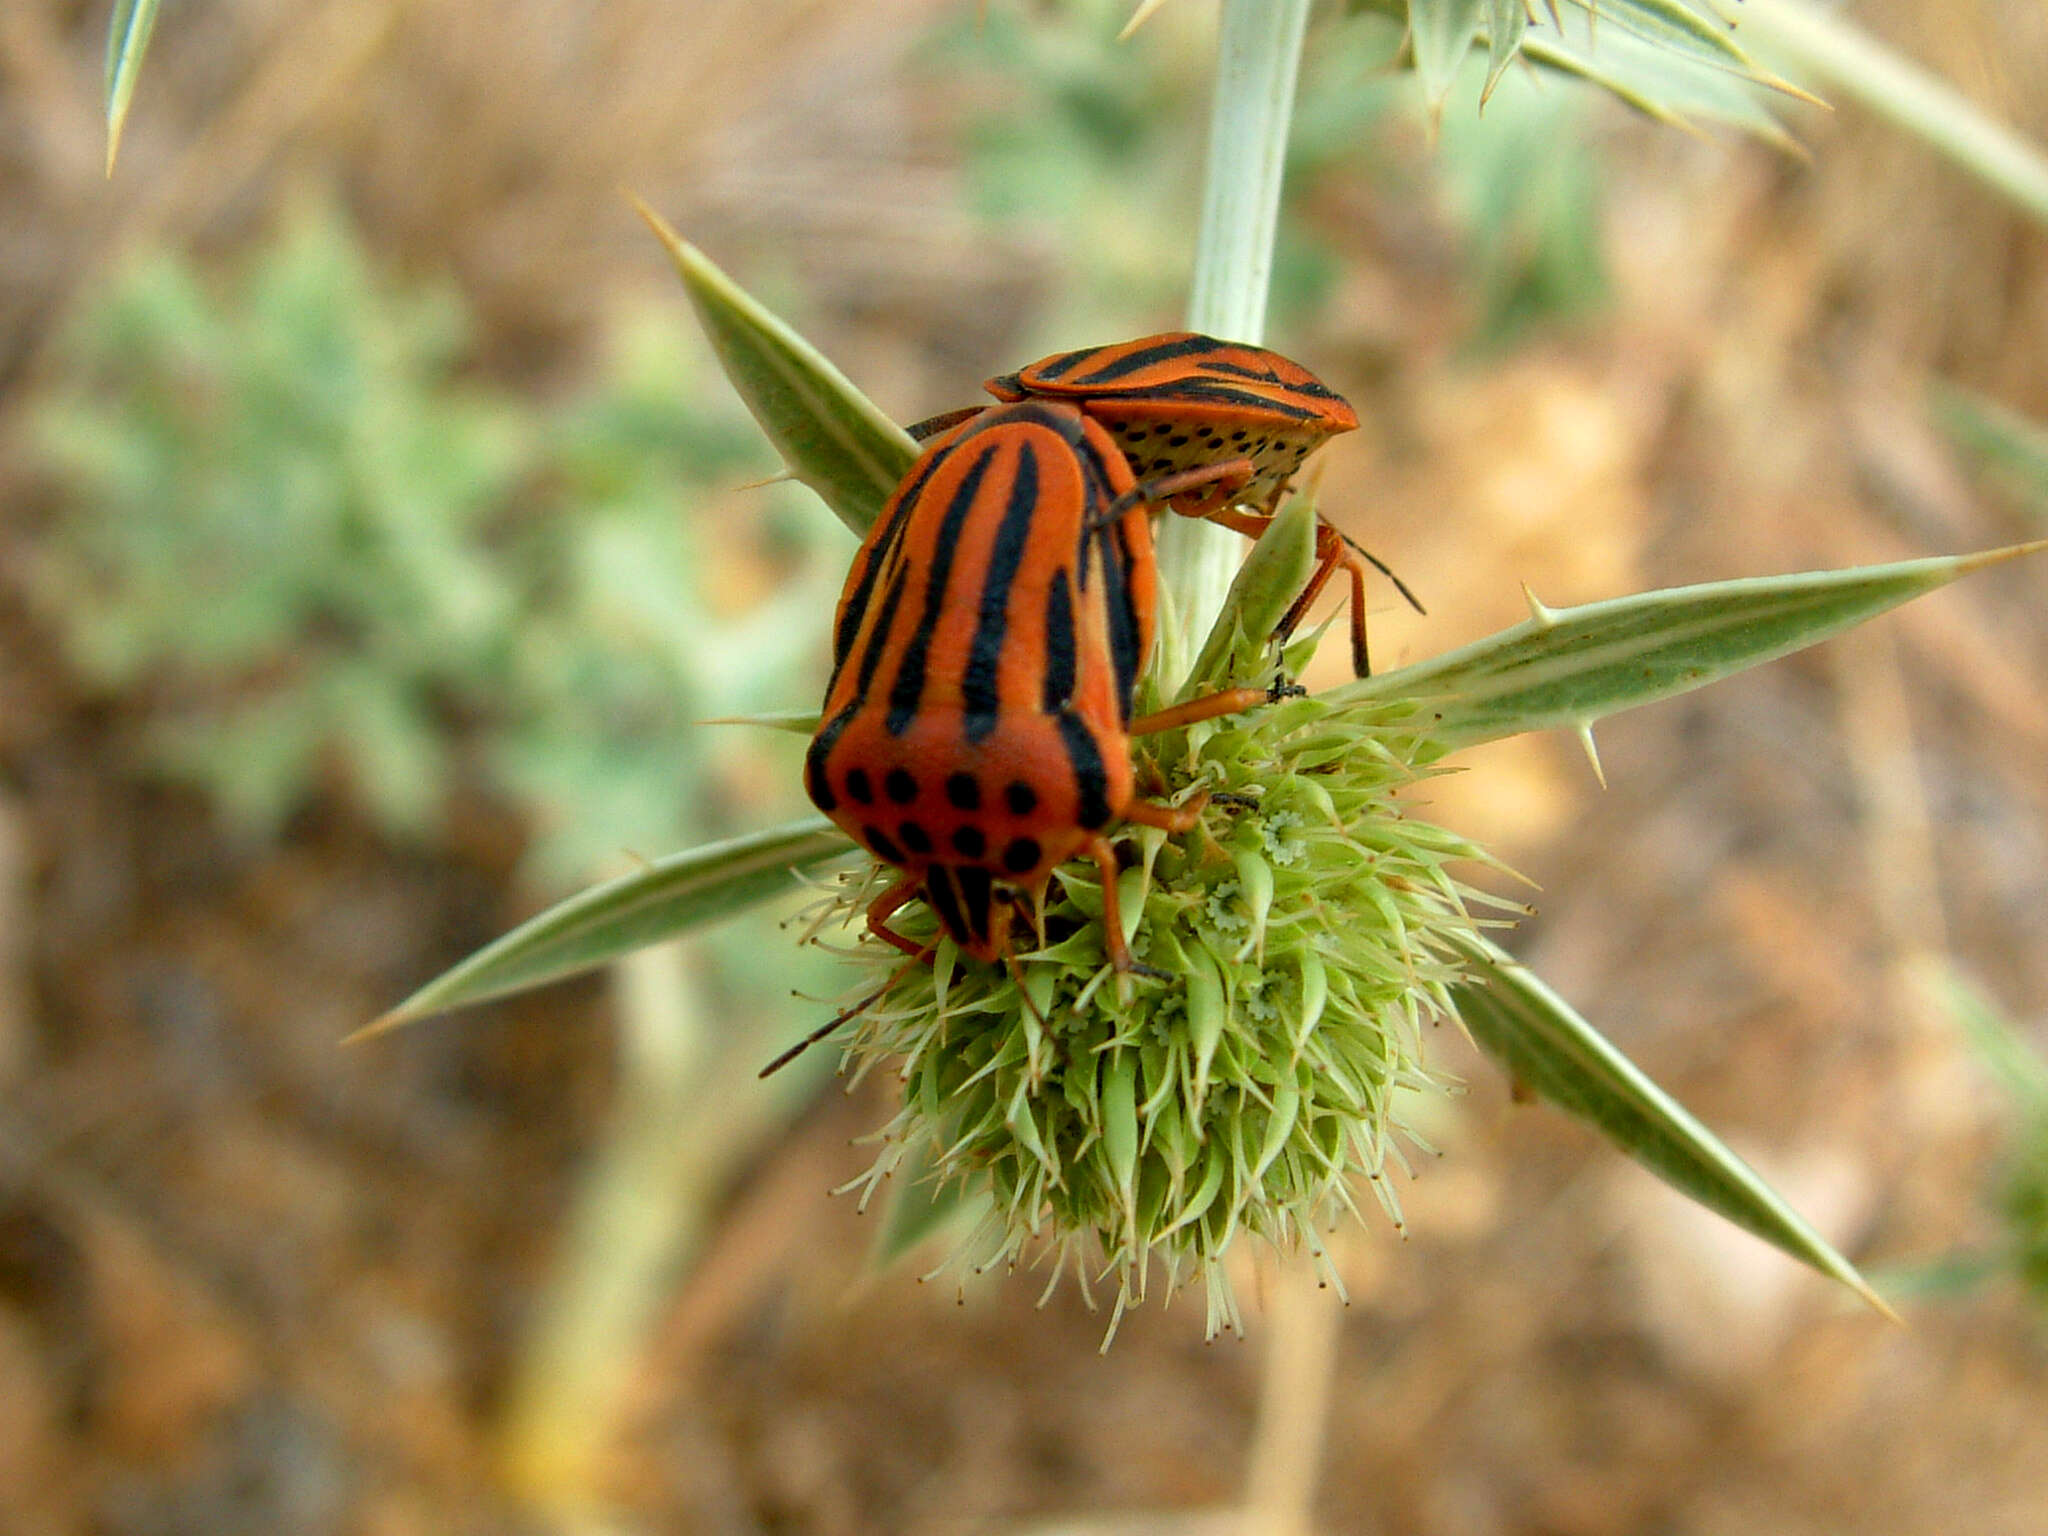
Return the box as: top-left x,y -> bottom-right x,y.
1411,0 -> 1486,115
1482,0 -> 1530,102
1734,0 -> 2048,230
361,819 -> 856,1034
1518,27 -> 1796,146
1331,544 -> 2047,752
1180,493 -> 1319,697
636,201 -> 915,536
1451,939 -> 1890,1311
104,0 -> 163,173
1554,0 -> 1781,81
700,708 -> 823,736
872,1142 -> 983,1267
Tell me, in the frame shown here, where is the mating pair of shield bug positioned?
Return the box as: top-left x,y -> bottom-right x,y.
779,334 -> 1393,1070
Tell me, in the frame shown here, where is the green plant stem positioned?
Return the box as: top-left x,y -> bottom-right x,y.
1152,1 -> 1342,1516
497,937 -> 809,1524
1239,1262 -> 1341,1536
499,939 -> 711,1521
1739,0 -> 2048,230
1152,0 -> 1313,687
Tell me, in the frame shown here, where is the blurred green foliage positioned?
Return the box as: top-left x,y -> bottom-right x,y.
1874,977 -> 2048,1318
1953,977 -> 2048,1312
929,0 -> 1208,331
941,0 -> 1609,346
29,203 -> 839,886
1931,383 -> 2048,530
1434,53 -> 1608,345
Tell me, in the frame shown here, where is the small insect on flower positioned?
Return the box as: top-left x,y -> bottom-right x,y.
796,399 -> 1293,1059
913,332 -> 1417,676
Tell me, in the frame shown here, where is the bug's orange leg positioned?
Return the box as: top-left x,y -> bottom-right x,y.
866,871 -> 934,963
1119,790 -> 1211,836
1083,836 -> 1170,979
1189,503 -> 1372,675
1196,504 -> 1423,679
1274,530 -> 1364,672
1094,458 -> 1258,528
1193,503 -> 1280,541
1127,681 -> 1299,738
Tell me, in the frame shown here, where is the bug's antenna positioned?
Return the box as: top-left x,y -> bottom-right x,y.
759,980 -> 893,1079
1337,527 -> 1426,615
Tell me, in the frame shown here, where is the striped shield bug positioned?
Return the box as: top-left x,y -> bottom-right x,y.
912,331 -> 1419,676
803,398 -> 1291,992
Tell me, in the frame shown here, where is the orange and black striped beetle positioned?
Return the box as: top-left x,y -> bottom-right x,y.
914,331 -> 1416,676
804,398 -> 1292,986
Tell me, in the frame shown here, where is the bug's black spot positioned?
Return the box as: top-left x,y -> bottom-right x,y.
1152,424 -> 1172,437
844,767 -> 873,804
946,772 -> 981,810
952,826 -> 987,859
1002,837 -> 1042,875
864,826 -> 904,864
1167,434 -> 1190,448
1005,781 -> 1038,816
1150,458 -> 1173,473
885,768 -> 918,804
899,820 -> 932,855
1229,429 -> 1249,443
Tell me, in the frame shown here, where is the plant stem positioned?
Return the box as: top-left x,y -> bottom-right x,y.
1152,0 -> 1313,687
498,939 -> 710,1524
1239,1262 -> 1342,1536
1154,8 -> 1341,1521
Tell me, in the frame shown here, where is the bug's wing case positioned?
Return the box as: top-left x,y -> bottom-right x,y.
806,402 -> 1149,895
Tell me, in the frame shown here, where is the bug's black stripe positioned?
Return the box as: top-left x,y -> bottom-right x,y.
924,866 -> 964,941
1191,358 -> 1283,385
886,443 -> 998,735
1097,518 -> 1143,723
963,442 -> 1042,742
851,558 -> 912,707
811,544 -> 912,808
1056,711 -> 1114,830
1024,345 -> 1102,384
1040,568 -> 1077,712
924,865 -> 994,951
1195,358 -> 1344,400
1074,431 -> 1127,507
991,398 -> 1090,448
1069,438 -> 1128,592
956,867 -> 994,948
1110,379 -> 1324,422
803,702 -> 859,811
832,446 -> 952,671
903,404 -> 984,442
1056,334 -> 1216,386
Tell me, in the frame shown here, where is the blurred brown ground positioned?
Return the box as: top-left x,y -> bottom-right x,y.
3,2 -> 2047,1533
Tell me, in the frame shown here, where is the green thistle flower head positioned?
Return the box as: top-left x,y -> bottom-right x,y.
812,688 -> 1513,1340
